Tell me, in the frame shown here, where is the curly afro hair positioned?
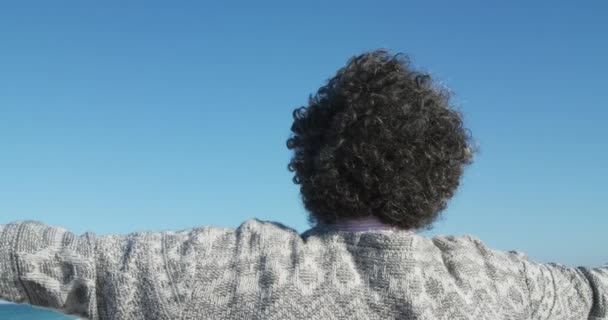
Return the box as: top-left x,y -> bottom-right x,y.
286,49 -> 476,231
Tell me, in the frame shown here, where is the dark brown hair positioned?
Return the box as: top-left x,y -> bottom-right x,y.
287,49 -> 476,231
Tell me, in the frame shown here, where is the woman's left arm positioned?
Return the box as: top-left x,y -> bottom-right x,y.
0,221 -> 98,318
0,220 -> 205,320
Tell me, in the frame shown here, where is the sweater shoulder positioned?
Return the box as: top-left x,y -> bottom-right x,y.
426,233 -> 528,278
235,218 -> 302,244
236,218 -> 300,235
431,233 -> 527,259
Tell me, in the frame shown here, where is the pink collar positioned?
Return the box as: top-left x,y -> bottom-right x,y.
324,215 -> 414,233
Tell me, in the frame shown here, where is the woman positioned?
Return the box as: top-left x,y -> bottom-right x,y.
1,50 -> 606,319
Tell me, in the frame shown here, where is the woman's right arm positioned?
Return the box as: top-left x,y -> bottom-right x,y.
510,251 -> 608,320
522,259 -> 607,319
435,234 -> 607,320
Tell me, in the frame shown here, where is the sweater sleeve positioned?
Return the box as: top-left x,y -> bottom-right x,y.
0,220 -> 205,320
454,234 -> 606,320
522,257 -> 607,319
0,221 -> 97,318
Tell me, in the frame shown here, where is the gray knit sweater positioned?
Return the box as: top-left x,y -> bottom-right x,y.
0,219 -> 606,319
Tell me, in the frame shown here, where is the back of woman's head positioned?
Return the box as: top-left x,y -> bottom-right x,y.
287,49 -> 476,231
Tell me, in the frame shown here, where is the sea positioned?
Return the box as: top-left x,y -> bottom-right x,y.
0,304 -> 79,320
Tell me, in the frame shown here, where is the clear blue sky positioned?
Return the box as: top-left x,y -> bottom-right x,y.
1,1 -> 606,270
